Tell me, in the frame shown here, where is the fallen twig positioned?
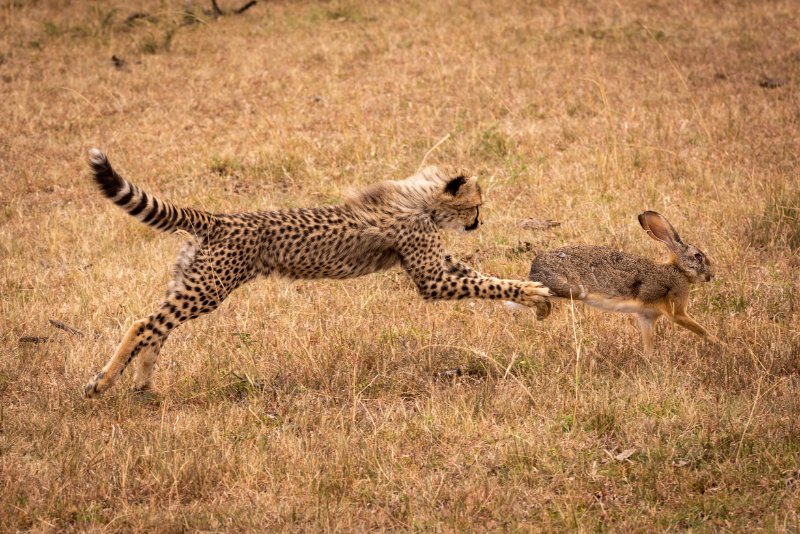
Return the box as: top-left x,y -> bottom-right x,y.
48,319 -> 85,337
19,336 -> 49,344
211,0 -> 258,17
124,12 -> 155,25
518,218 -> 561,231
234,1 -> 258,14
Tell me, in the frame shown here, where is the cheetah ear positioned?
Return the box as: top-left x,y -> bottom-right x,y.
444,175 -> 467,196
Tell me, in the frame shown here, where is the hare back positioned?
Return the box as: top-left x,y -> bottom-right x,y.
528,245 -> 687,303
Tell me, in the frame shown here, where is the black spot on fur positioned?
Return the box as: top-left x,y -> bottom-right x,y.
631,278 -> 642,297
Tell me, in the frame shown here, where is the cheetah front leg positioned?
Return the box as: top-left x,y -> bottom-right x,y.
441,272 -> 551,306
442,254 -> 552,317
443,254 -> 481,278
402,247 -> 550,306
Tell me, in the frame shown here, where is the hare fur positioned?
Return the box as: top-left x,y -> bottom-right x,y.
528,211 -> 720,355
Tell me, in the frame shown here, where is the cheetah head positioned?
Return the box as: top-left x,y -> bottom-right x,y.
434,175 -> 484,233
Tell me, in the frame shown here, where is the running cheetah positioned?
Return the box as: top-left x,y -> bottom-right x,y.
83,149 -> 550,397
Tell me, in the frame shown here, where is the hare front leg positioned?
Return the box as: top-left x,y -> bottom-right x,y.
673,311 -> 722,346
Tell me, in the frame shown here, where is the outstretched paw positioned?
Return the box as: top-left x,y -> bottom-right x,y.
518,281 -> 552,306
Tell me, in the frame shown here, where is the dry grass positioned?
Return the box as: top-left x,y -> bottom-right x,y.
1,0 -> 799,531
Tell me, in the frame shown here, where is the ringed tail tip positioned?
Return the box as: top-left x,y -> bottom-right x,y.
88,148 -> 107,167
87,148 -> 122,198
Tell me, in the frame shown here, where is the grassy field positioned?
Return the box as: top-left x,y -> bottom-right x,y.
1,0 -> 799,531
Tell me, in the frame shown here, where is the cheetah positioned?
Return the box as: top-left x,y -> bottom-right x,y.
83,149 -> 551,398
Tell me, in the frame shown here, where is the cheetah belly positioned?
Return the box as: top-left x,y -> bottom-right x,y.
266,229 -> 400,280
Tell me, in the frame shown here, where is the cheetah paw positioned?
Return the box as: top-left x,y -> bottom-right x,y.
518,281 -> 551,306
83,372 -> 105,399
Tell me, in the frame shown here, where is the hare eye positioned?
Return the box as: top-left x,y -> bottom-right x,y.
694,252 -> 704,262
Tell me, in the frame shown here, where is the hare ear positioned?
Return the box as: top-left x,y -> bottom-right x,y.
638,211 -> 684,250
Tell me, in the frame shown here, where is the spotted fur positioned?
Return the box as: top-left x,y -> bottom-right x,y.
84,149 -> 550,397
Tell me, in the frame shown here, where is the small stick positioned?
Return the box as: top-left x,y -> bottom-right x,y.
417,134 -> 451,174
19,336 -> 50,344
49,319 -> 85,337
234,1 -> 257,14
124,12 -> 153,25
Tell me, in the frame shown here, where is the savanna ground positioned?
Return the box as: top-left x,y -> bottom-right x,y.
1,0 -> 799,531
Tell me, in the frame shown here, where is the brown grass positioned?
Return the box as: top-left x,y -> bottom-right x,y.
1,0 -> 799,531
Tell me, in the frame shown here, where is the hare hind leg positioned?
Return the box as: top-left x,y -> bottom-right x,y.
636,311 -> 661,356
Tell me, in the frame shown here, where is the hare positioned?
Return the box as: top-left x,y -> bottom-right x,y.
526,211 -> 721,354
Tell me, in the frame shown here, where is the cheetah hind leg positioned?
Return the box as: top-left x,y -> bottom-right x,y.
132,335 -> 166,392
84,280 -> 242,398
84,237 -> 249,398
84,318 -> 153,398
84,301 -> 186,398
83,294 -> 203,398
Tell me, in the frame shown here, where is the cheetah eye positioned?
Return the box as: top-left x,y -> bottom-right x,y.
694,252 -> 704,262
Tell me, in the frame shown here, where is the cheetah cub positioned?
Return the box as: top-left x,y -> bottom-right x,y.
84,149 -> 550,398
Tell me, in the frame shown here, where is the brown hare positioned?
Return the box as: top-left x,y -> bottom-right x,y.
526,211 -> 721,355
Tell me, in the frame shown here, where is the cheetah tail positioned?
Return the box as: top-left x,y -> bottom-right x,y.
88,148 -> 218,235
